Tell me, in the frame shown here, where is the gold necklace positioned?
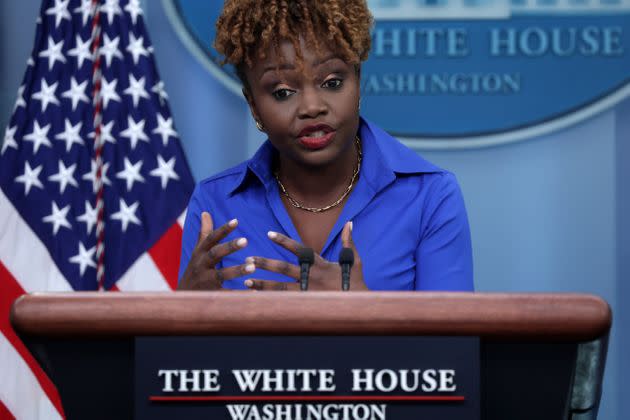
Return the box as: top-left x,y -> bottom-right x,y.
275,136 -> 362,213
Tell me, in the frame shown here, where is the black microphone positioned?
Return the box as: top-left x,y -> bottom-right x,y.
298,248 -> 314,291
339,248 -> 354,291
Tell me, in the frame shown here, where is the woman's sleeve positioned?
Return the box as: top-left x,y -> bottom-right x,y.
178,183 -> 203,283
415,173 -> 474,291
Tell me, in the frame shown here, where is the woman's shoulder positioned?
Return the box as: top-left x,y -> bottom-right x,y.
361,118 -> 447,177
192,160 -> 250,200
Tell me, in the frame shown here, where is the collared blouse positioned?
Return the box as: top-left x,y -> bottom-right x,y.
179,118 -> 473,291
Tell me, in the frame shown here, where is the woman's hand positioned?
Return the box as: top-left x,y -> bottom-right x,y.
178,212 -> 255,290
243,222 -> 367,291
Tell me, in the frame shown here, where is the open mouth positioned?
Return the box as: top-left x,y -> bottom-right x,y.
298,131 -> 335,150
297,124 -> 335,150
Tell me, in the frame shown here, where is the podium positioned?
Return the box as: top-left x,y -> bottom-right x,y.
11,292 -> 611,419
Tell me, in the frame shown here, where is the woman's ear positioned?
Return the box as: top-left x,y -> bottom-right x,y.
243,87 -> 261,123
243,88 -> 265,132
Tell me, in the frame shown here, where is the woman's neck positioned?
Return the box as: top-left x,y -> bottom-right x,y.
275,138 -> 359,207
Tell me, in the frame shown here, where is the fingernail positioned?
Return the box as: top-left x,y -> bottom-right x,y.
244,279 -> 253,287
267,231 -> 278,239
236,237 -> 247,247
349,221 -> 353,232
245,264 -> 255,273
245,256 -> 254,264
229,219 -> 238,227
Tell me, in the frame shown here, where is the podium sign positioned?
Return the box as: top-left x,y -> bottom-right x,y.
135,336 -> 480,419
11,292 -> 611,419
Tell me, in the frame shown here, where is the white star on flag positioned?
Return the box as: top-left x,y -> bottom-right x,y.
101,0 -> 123,25
45,0 -> 71,28
67,35 -> 93,69
42,201 -> 72,235
126,33 -> 149,64
100,77 -> 121,109
69,242 -> 97,276
101,34 -> 124,67
151,81 -> 168,105
2,126 -> 18,154
88,120 -> 116,145
124,0 -> 143,24
32,79 -> 61,112
120,116 -> 149,149
55,119 -> 84,152
39,36 -> 67,70
76,200 -> 98,235
48,160 -> 79,193
150,155 -> 180,189
32,79 -> 60,112
23,121 -> 52,153
110,198 -> 141,232
82,160 -> 112,193
116,157 -> 146,191
14,85 -> 26,111
15,162 -> 44,195
74,0 -> 94,26
62,77 -> 90,111
124,74 -> 150,107
152,114 -> 177,145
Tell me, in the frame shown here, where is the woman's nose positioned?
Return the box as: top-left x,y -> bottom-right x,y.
297,87 -> 327,119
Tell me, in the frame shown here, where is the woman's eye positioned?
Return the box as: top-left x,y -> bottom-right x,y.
323,78 -> 343,89
272,88 -> 294,100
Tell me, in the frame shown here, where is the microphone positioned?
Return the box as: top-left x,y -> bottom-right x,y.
298,248 -> 314,291
338,248 -> 354,291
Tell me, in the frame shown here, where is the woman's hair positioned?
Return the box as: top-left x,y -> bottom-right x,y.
214,0 -> 373,85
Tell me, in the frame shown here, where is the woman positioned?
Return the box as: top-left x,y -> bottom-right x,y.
178,0 -> 473,291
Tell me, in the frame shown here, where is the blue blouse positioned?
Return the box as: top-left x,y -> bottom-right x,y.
179,118 -> 473,291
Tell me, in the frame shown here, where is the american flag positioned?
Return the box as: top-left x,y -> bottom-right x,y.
0,0 -> 194,418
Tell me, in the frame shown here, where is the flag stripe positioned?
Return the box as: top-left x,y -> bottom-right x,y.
147,223 -> 183,290
0,189 -> 72,293
0,400 -> 15,420
0,332 -> 62,420
115,252 -> 171,291
0,261 -> 64,419
177,210 -> 186,228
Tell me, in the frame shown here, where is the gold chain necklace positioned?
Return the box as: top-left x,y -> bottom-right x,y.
275,136 -> 362,213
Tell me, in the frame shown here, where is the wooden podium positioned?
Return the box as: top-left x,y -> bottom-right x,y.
11,292 -> 611,419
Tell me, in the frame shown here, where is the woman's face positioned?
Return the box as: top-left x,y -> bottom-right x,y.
243,38 -> 361,168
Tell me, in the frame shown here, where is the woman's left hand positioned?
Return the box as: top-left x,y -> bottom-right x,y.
243,222 -> 367,291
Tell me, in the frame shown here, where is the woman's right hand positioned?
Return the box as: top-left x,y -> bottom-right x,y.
177,212 -> 254,290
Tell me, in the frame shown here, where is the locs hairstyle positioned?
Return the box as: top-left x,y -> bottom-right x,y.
214,0 -> 373,85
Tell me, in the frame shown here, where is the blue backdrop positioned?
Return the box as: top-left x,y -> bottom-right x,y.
0,1 -> 627,419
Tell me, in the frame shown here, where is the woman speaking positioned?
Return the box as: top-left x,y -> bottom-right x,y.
178,0 -> 473,291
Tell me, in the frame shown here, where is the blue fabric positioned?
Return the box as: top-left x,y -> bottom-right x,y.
179,118 -> 473,290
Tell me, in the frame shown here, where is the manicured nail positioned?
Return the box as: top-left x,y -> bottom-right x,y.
229,219 -> 238,227
236,237 -> 247,247
245,256 -> 254,264
244,279 -> 253,288
349,221 -> 353,232
267,231 -> 278,239
245,264 -> 255,273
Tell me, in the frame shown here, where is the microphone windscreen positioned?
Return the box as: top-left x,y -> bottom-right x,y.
298,247 -> 315,265
339,247 -> 354,266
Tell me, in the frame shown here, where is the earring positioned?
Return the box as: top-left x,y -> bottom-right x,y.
255,120 -> 265,132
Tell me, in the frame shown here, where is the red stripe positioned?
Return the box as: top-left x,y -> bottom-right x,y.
0,261 -> 65,418
0,400 -> 15,420
148,223 -> 183,290
150,395 -> 466,402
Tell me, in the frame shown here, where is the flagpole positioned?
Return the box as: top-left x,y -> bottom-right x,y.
90,0 -> 106,291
